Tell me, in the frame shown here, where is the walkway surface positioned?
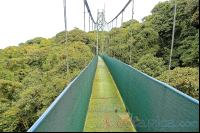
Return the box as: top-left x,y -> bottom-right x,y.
84,56 -> 136,132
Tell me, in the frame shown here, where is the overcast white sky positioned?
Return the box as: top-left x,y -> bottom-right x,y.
0,0 -> 168,49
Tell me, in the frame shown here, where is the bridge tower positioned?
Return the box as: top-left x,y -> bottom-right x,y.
96,8 -> 106,55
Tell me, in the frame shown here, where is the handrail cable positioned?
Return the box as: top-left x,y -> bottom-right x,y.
106,0 -> 132,24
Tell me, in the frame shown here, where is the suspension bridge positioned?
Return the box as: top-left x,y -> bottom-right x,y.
27,0 -> 199,132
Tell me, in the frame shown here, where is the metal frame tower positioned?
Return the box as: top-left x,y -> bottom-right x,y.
96,9 -> 106,55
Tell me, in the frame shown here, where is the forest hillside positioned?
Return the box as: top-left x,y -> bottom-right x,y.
0,0 -> 199,132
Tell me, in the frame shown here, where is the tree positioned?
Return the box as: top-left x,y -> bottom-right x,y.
25,37 -> 46,45
185,0 -> 199,28
0,1 -> 199,131
178,30 -> 199,67
156,67 -> 199,100
18,43 -> 24,46
134,54 -> 166,77
130,27 -> 160,64
0,79 -> 23,100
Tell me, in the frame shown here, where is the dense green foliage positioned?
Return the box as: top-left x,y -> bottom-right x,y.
0,0 -> 199,132
157,67 -> 199,100
101,0 -> 199,101
105,0 -> 199,68
0,29 -> 94,132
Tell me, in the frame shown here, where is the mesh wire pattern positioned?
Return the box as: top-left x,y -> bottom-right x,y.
84,56 -> 136,132
99,54 -> 199,132
28,55 -> 98,132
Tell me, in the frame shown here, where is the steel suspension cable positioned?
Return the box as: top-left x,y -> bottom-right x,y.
109,23 -> 111,56
102,24 -> 104,54
112,21 -> 113,57
114,18 -> 117,58
84,0 -> 133,58
97,17 -> 99,55
130,0 -> 134,65
167,0 -> 177,84
92,20 -> 93,31
84,1 -> 86,67
89,13 -> 90,32
89,14 -> 92,59
84,0 -> 96,24
63,0 -> 69,83
92,22 -> 95,56
120,12 -> 123,61
106,0 -> 132,24
94,22 -> 96,55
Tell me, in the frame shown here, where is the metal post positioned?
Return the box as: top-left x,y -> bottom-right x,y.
63,0 -> 69,82
167,0 -> 177,84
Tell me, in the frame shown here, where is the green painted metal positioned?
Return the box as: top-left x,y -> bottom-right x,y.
84,56 -> 136,132
99,54 -> 199,132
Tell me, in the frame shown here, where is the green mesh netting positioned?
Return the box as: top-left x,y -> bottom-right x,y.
32,55 -> 98,132
84,56 -> 136,132
99,54 -> 199,132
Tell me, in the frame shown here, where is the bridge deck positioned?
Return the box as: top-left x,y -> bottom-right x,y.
84,56 -> 136,132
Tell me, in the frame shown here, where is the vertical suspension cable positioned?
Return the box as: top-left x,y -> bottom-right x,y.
109,23 -> 111,56
95,24 -> 96,56
110,23 -> 111,56
115,18 -> 117,58
167,0 -> 177,84
63,0 -> 69,83
97,11 -> 99,55
102,16 -> 104,54
89,13 -> 90,32
130,0 -> 134,65
89,13 -> 92,59
84,0 -> 86,67
92,20 -> 93,31
92,22 -> 94,56
112,21 -> 113,57
120,12 -> 123,61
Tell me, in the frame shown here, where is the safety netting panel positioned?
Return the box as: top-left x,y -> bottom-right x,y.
84,56 -> 136,132
28,55 -> 98,132
99,54 -> 199,132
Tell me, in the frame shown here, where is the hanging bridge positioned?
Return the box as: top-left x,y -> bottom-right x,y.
27,0 -> 199,132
